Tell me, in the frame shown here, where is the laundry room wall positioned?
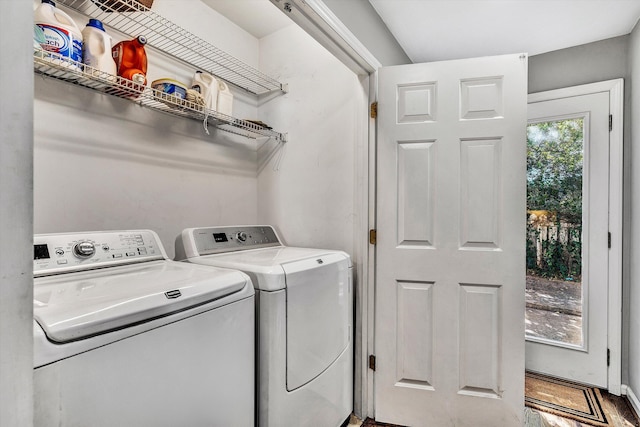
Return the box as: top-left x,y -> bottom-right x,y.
528,35 -> 629,94
256,22 -> 366,259
1,2 -> 34,426
34,0 -> 264,258
627,18 -> 640,413
322,0 -> 411,66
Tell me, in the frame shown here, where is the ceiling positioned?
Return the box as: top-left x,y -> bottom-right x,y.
200,0 -> 292,39
202,0 -> 640,63
369,0 -> 640,63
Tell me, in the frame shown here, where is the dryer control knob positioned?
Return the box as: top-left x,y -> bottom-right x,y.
73,241 -> 96,258
236,231 -> 248,242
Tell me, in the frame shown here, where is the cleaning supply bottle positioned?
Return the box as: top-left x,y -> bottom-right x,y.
33,25 -> 47,53
34,0 -> 83,71
112,35 -> 148,85
191,71 -> 218,111
82,19 -> 117,81
216,78 -> 234,117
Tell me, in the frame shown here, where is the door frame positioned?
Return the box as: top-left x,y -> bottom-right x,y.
528,79 -> 623,395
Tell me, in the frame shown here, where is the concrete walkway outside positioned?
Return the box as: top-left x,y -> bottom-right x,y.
525,275 -> 583,346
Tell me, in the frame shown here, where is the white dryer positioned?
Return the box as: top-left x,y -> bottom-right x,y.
33,230 -> 255,427
175,225 -> 353,427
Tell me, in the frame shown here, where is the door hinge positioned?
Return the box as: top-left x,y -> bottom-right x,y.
609,114 -> 613,131
608,232 -> 612,249
369,229 -> 377,245
370,102 -> 378,119
607,348 -> 611,366
369,354 -> 376,371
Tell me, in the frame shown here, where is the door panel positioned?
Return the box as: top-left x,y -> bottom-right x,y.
397,141 -> 435,246
375,54 -> 527,426
396,280 -> 434,389
460,138 -> 501,248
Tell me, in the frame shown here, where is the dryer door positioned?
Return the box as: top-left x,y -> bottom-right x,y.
283,253 -> 351,391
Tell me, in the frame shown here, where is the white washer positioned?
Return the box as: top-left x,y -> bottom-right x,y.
175,225 -> 353,427
33,230 -> 255,427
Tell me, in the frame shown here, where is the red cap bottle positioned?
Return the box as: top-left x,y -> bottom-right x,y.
112,35 -> 148,85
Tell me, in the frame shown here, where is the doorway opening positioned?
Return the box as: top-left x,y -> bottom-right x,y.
525,117 -> 584,348
525,79 -> 623,393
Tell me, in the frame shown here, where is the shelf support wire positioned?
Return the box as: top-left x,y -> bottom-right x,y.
203,113 -> 210,135
273,136 -> 288,171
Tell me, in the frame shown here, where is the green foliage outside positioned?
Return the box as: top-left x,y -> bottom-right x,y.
526,119 -> 583,281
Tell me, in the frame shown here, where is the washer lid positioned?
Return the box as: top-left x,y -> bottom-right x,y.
34,260 -> 249,343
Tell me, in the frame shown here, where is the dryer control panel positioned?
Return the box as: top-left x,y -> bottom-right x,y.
188,226 -> 281,256
34,230 -> 165,277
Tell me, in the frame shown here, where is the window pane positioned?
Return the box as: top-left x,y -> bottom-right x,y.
525,118 -> 584,347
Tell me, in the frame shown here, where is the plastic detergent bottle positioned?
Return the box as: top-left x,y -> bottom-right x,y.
216,79 -> 234,117
112,35 -> 148,85
34,0 -> 83,71
82,19 -> 117,80
33,25 -> 47,52
191,71 -> 218,111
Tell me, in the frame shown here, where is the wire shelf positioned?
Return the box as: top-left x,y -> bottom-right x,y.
34,49 -> 286,142
54,0 -> 287,95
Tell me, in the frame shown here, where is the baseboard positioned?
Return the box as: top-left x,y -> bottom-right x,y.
622,384 -> 640,419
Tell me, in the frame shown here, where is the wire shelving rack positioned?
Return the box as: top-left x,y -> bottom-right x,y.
34,49 -> 286,142
54,0 -> 287,95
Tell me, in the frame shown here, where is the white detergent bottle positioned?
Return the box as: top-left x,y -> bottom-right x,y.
82,18 -> 117,82
216,78 -> 234,117
191,71 -> 218,112
34,0 -> 83,73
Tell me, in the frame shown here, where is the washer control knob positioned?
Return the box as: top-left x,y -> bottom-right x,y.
73,241 -> 95,258
236,231 -> 248,242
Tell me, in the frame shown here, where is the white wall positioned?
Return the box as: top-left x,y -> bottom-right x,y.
257,23 -> 366,257
528,36 -> 629,94
153,0 -> 259,68
34,0 -> 262,258
0,1 -> 34,425
627,19 -> 640,409
322,0 -> 411,66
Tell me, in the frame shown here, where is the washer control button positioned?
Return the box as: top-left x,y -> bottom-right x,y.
73,241 -> 95,259
236,231 -> 248,242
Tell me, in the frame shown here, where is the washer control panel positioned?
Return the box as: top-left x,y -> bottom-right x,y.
34,230 -> 165,276
190,226 -> 280,255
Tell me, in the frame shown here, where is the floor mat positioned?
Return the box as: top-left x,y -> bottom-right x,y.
525,371 -> 609,426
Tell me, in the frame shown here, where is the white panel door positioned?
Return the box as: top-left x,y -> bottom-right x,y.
525,91 -> 610,387
375,54 -> 527,426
